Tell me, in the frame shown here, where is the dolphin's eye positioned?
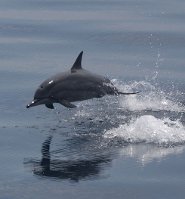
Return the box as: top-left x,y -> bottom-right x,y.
40,85 -> 44,89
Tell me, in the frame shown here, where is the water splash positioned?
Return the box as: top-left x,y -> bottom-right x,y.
113,80 -> 184,112
104,115 -> 185,146
49,79 -> 185,150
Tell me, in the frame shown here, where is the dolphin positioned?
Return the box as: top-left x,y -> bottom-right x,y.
27,51 -> 138,109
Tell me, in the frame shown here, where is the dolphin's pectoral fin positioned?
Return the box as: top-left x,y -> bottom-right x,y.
45,103 -> 54,109
59,99 -> 76,108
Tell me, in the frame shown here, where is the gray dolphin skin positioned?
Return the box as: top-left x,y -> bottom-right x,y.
27,51 -> 138,109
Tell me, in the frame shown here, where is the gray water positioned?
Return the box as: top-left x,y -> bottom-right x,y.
0,0 -> 185,198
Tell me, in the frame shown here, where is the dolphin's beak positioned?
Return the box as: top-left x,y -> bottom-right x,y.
26,99 -> 41,108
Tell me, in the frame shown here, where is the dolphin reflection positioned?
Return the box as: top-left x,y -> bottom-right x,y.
24,128 -> 185,180
25,135 -> 111,182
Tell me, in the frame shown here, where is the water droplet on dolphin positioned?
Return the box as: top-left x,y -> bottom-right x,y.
48,80 -> 54,84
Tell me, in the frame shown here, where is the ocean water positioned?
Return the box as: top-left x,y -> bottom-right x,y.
0,0 -> 185,198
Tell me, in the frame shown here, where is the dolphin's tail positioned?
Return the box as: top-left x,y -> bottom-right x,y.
103,81 -> 140,96
117,91 -> 140,95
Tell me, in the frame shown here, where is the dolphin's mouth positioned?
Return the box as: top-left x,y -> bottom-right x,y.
27,96 -> 56,109
26,98 -> 45,108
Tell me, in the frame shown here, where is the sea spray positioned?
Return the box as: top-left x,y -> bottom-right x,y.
104,115 -> 185,146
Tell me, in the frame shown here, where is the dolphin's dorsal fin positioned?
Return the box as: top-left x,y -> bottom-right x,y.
71,51 -> 83,71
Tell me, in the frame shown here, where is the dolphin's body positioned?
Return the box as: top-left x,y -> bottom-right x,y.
27,51 -> 137,109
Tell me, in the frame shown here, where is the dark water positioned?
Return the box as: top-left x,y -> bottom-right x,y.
0,0 -> 185,198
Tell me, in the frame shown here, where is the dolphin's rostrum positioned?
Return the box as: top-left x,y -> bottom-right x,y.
27,51 -> 138,109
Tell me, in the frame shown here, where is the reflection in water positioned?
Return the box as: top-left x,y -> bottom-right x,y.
25,135 -> 111,182
120,144 -> 185,166
25,132 -> 185,182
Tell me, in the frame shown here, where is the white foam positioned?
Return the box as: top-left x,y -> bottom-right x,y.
104,115 -> 185,146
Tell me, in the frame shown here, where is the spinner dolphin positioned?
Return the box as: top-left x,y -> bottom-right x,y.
27,51 -> 138,109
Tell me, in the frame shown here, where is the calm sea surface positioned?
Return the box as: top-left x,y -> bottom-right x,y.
0,0 -> 185,199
